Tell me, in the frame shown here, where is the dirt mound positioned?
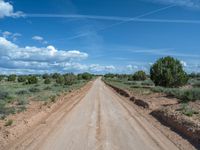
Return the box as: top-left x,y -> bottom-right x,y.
151,102 -> 200,147
105,82 -> 130,97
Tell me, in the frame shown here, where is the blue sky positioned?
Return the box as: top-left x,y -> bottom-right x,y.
0,0 -> 200,74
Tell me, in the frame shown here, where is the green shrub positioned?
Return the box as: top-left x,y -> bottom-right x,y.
17,98 -> 28,105
52,73 -> 61,79
44,78 -> 51,84
150,56 -> 188,87
152,87 -> 200,102
192,81 -> 200,87
104,73 -> 116,78
44,86 -> 52,90
63,73 -> 76,85
16,90 -> 29,95
56,75 -> 65,84
78,72 -> 92,80
0,91 -> 10,100
27,76 -> 38,84
42,73 -> 49,79
133,71 -> 147,81
8,74 -> 16,82
17,75 -> 27,82
179,104 -> 198,117
50,95 -> 56,102
4,119 -> 13,126
29,87 -> 40,93
141,80 -> 154,86
0,75 -> 4,81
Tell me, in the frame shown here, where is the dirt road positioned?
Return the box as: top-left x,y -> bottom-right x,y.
7,78 -> 179,150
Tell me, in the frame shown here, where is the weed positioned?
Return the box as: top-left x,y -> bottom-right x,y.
4,119 -> 13,126
179,104 -> 199,117
29,87 -> 40,93
50,95 -> 56,103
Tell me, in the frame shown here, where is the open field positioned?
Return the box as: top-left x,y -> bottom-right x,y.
0,73 -> 93,120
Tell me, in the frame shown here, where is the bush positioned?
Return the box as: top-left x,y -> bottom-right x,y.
151,87 -> 200,102
63,73 -> 76,85
179,104 -> 198,117
17,98 -> 28,105
56,75 -> 65,84
27,76 -> 38,84
104,73 -> 115,78
133,71 -> 147,81
29,87 -> 40,93
141,80 -> 154,86
50,95 -> 56,102
0,75 -> 4,81
150,56 -> 188,87
5,119 -> 13,126
44,78 -> 51,84
52,73 -> 61,79
42,73 -> 49,79
78,72 -> 92,80
16,90 -> 29,95
8,74 -> 16,82
17,75 -> 27,82
0,91 -> 10,100
44,86 -> 52,90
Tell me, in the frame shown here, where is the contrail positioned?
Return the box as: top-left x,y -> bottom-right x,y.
26,14 -> 130,21
26,5 -> 176,40
67,5 -> 176,40
26,13 -> 200,24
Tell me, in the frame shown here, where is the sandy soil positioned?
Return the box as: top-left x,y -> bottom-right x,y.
3,78 -> 181,150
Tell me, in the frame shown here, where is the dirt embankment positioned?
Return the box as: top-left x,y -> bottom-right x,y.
0,81 -> 93,148
151,102 -> 200,147
105,82 -> 130,97
104,80 -> 200,149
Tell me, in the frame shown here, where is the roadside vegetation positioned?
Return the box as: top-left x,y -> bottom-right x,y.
103,56 -> 200,116
0,72 -> 94,119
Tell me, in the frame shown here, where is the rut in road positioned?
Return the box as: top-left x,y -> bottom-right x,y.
7,78 -> 179,150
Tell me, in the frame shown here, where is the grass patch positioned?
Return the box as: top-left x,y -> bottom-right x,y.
103,78 -> 153,95
178,103 -> 199,117
151,87 -> 200,102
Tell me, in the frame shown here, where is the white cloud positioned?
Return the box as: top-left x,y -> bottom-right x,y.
32,36 -> 43,41
126,65 -> 139,72
0,37 -> 89,74
0,0 -> 24,18
88,64 -> 115,73
32,35 -> 48,44
1,31 -> 21,41
2,31 -> 12,38
181,60 -> 187,67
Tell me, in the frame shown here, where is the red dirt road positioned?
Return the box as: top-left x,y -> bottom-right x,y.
7,78 -> 179,150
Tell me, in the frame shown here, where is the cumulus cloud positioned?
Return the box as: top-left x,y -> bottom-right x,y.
32,36 -> 43,41
0,37 -> 90,73
2,31 -> 12,38
88,64 -> 115,73
32,35 -> 48,44
0,0 -> 24,18
0,37 -> 119,74
2,31 -> 21,41
126,65 -> 138,71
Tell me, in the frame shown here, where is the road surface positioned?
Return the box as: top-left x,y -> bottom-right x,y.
8,78 -> 179,150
